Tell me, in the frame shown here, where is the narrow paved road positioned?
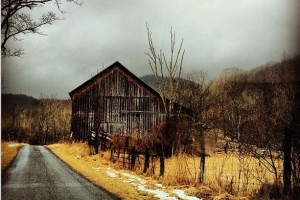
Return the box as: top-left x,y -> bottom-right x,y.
2,145 -> 118,200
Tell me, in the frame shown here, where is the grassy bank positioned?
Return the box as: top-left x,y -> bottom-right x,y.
1,141 -> 26,171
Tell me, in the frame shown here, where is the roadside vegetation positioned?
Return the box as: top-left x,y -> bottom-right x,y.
48,136 -> 285,199
1,141 -> 26,171
1,95 -> 71,145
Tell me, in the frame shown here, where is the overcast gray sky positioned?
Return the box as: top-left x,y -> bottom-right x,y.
2,0 -> 300,99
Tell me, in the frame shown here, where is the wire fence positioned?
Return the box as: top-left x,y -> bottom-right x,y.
163,152 -> 284,194
107,145 -> 284,195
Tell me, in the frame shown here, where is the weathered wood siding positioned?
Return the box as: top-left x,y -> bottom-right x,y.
70,63 -> 165,141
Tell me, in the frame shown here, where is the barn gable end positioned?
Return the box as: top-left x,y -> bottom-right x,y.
69,62 -> 166,141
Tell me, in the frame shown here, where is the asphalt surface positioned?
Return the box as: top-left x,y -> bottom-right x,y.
2,145 -> 118,200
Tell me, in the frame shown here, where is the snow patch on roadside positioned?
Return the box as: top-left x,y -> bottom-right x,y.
138,185 -> 177,200
105,167 -> 201,200
8,144 -> 19,147
106,167 -> 119,178
137,177 -> 147,185
173,189 -> 202,200
92,167 -> 100,171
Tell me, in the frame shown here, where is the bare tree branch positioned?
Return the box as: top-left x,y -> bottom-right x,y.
1,0 -> 82,57
145,23 -> 185,117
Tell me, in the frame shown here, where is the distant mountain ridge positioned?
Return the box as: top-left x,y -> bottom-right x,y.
139,74 -> 196,91
139,74 -> 157,89
1,93 -> 38,114
245,55 -> 300,83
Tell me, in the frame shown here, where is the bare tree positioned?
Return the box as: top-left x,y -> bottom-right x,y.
220,61 -> 299,194
1,0 -> 82,57
146,24 -> 185,117
29,94 -> 71,144
179,71 -> 217,183
219,68 -> 249,141
146,24 -> 185,176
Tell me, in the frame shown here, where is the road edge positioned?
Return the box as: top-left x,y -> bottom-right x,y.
44,145 -> 121,200
1,145 -> 25,183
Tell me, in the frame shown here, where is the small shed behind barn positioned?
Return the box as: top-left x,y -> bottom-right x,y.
69,61 -> 190,141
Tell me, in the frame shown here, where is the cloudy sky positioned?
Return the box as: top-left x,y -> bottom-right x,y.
2,0 -> 300,99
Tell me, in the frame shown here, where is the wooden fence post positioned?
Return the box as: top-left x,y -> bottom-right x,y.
131,147 -> 136,170
95,133 -> 99,154
159,151 -> 165,176
143,147 -> 150,173
110,147 -> 115,162
123,148 -> 126,168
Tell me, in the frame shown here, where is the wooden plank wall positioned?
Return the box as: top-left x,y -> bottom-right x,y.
71,67 -> 165,141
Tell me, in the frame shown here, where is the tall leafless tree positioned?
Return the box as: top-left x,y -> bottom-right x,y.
146,24 -> 185,176
146,24 -> 185,117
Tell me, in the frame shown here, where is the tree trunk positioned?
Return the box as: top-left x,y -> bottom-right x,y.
199,132 -> 206,183
199,153 -> 206,183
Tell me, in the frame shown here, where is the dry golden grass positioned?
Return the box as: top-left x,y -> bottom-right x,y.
1,141 -> 26,171
48,142 -> 283,199
160,152 -> 283,197
48,143 -> 155,200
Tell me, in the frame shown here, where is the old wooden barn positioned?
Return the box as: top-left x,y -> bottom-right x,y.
69,61 -> 189,141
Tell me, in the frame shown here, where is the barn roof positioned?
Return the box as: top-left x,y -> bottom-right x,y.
69,61 -> 161,98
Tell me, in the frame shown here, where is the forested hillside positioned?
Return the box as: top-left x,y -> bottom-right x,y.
1,94 -> 71,144
2,94 -> 39,114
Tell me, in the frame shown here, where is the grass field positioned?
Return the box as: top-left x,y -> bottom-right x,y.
1,141 -> 26,171
162,153 -> 283,196
125,149 -> 283,198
